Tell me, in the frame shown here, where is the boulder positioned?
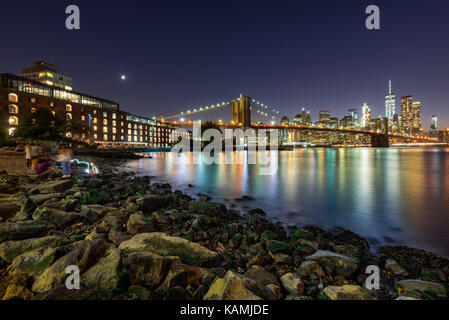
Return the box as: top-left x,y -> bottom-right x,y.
32,239 -> 108,293
305,250 -> 358,277
154,256 -> 208,297
127,213 -> 155,235
323,285 -> 376,300
395,279 -> 447,299
280,273 -> 304,295
119,232 -> 221,267
136,195 -> 174,213
108,230 -> 130,246
0,272 -> 29,300
203,271 -> 276,300
297,261 -> 326,280
29,180 -> 73,194
385,258 -> 409,276
123,251 -> 171,289
82,248 -> 122,291
0,235 -> 69,263
265,240 -> 290,254
2,284 -> 34,300
32,207 -> 82,228
0,220 -> 56,243
29,193 -> 63,206
275,253 -> 293,265
0,200 -> 21,220
244,265 -> 280,288
188,202 -> 227,217
9,246 -> 58,278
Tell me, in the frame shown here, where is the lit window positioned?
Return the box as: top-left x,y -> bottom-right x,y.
66,105 -> 72,112
112,121 -> 116,126
128,129 -> 131,135
51,111 -> 56,117
94,134 -> 98,139
112,135 -> 116,141
112,113 -> 116,119
128,123 -> 131,129
103,112 -> 107,118
66,113 -> 72,120
128,136 -> 132,142
8,93 -> 18,103
94,118 -> 98,124
104,134 -> 108,140
103,126 -> 108,133
112,128 -> 116,134
81,115 -> 85,121
31,108 -> 36,113
9,116 -> 18,126
9,105 -> 18,114
8,128 -> 15,136
94,126 -> 98,131
103,119 -> 108,125
121,136 -> 124,140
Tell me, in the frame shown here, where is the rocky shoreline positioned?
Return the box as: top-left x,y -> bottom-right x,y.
0,160 -> 448,301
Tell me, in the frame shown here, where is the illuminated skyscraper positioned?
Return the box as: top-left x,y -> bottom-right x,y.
319,110 -> 331,123
401,96 -> 413,134
430,114 -> 438,136
348,109 -> 358,127
385,80 -> 396,123
401,96 -> 422,135
361,103 -> 371,128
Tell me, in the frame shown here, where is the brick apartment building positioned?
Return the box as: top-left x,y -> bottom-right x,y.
0,61 -> 189,147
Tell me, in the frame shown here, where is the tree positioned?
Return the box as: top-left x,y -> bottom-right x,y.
64,120 -> 91,140
13,108 -> 65,141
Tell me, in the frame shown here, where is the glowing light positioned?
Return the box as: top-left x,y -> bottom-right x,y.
121,75 -> 126,80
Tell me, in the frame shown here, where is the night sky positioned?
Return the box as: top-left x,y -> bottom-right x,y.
1,0 -> 448,129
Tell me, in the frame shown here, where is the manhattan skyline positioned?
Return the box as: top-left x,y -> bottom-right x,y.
1,0 -> 448,129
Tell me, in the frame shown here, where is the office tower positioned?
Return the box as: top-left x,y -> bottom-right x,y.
305,111 -> 312,125
401,96 -> 413,134
430,114 -> 438,136
348,109 -> 358,127
401,96 -> 422,135
319,110 -> 330,123
329,117 -> 338,128
385,80 -> 396,123
412,101 -> 422,134
361,103 -> 371,128
340,115 -> 352,128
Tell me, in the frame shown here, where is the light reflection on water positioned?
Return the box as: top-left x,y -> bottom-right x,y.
122,148 -> 449,257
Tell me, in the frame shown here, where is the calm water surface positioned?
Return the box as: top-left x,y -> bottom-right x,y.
122,148 -> 449,257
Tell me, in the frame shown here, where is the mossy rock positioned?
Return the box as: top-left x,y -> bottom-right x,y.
80,190 -> 104,205
265,240 -> 290,254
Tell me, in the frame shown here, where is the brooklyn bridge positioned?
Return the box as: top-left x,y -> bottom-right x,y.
159,96 -> 437,147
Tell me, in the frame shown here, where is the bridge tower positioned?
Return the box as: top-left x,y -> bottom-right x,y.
232,96 -> 251,128
371,117 -> 390,147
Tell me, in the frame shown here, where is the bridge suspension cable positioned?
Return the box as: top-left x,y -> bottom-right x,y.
159,97 -> 246,120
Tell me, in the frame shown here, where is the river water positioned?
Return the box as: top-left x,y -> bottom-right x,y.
122,148 -> 449,257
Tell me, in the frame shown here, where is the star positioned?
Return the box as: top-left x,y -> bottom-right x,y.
121,74 -> 126,80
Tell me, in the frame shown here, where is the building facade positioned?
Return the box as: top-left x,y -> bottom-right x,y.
0,73 -> 185,148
